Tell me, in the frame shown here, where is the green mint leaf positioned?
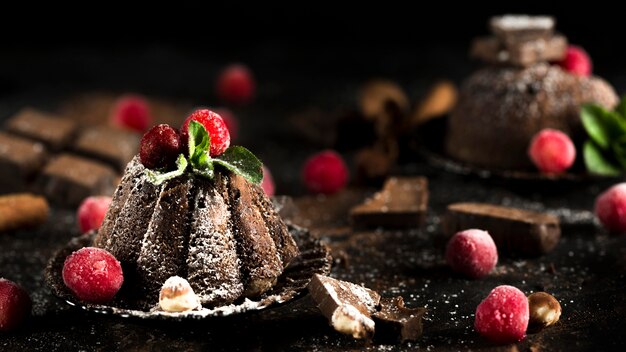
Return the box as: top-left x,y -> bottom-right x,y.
188,120 -> 211,160
145,154 -> 188,185
187,120 -> 213,176
581,104 -> 612,149
616,95 -> 626,120
213,146 -> 263,184
583,141 -> 622,176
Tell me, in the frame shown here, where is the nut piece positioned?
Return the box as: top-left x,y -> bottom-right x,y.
412,80 -> 458,126
159,276 -> 201,312
528,292 -> 561,330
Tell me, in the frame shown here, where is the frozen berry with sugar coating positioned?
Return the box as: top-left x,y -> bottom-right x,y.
214,108 -> 239,141
445,229 -> 497,279
595,183 -> 626,233
475,285 -> 529,344
302,150 -> 349,194
0,278 -> 31,332
77,196 -> 112,234
111,94 -> 152,132
557,45 -> 592,76
261,165 -> 275,196
62,247 -> 124,303
216,64 -> 255,105
139,124 -> 182,169
528,129 -> 576,174
180,109 -> 230,157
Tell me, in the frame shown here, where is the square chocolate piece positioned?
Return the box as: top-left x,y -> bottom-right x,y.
443,202 -> 561,256
73,126 -> 140,172
350,176 -> 428,229
471,35 -> 567,67
0,132 -> 48,193
4,108 -> 78,151
36,154 -> 117,207
308,274 -> 381,339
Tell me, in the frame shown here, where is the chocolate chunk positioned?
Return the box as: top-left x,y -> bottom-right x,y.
373,296 -> 426,343
471,35 -> 567,67
4,108 -> 78,151
73,126 -> 140,172
35,154 -> 117,207
443,203 -> 560,256
0,132 -> 48,193
350,177 -> 428,229
490,15 -> 555,43
308,274 -> 381,339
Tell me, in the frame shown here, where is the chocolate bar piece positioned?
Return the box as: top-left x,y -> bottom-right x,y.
308,274 -> 381,339
36,154 -> 117,207
350,177 -> 428,229
443,203 -> 560,256
0,132 -> 48,193
373,296 -> 426,343
490,15 -> 555,43
471,35 -> 567,67
0,193 -> 49,232
73,126 -> 140,171
4,108 -> 78,151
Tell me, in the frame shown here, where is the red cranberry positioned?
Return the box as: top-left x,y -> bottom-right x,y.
110,94 -> 152,132
180,109 -> 230,157
216,64 -> 255,105
528,129 -> 576,174
445,229 -> 498,279
139,124 -> 182,169
557,45 -> 592,76
0,278 -> 31,332
302,150 -> 349,194
261,165 -> 275,196
62,247 -> 124,304
475,285 -> 529,344
77,196 -> 112,234
214,108 -> 239,141
595,183 -> 626,233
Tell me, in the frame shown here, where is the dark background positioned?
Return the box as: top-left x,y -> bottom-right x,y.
0,3 -> 623,103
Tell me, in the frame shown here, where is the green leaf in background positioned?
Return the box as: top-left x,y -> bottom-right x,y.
213,146 -> 264,184
145,154 -> 188,185
612,134 -> 626,169
616,95 -> 626,120
583,141 -> 622,176
581,104 -> 612,149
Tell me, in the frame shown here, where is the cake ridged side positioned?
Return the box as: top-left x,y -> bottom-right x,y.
187,174 -> 243,306
228,174 -> 283,297
136,177 -> 192,300
252,185 -> 300,267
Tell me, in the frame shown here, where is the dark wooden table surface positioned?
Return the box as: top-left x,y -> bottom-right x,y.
1,47 -> 626,351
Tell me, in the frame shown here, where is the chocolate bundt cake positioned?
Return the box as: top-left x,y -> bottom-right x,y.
445,15 -> 619,170
94,156 -> 300,306
446,63 -> 618,169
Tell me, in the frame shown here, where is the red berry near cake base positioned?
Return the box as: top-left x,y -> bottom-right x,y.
475,285 -> 529,344
77,196 -> 113,234
86,112 -> 299,309
62,247 -> 124,304
594,183 -> 626,233
0,278 -> 31,332
528,129 -> 576,174
446,15 -> 617,170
